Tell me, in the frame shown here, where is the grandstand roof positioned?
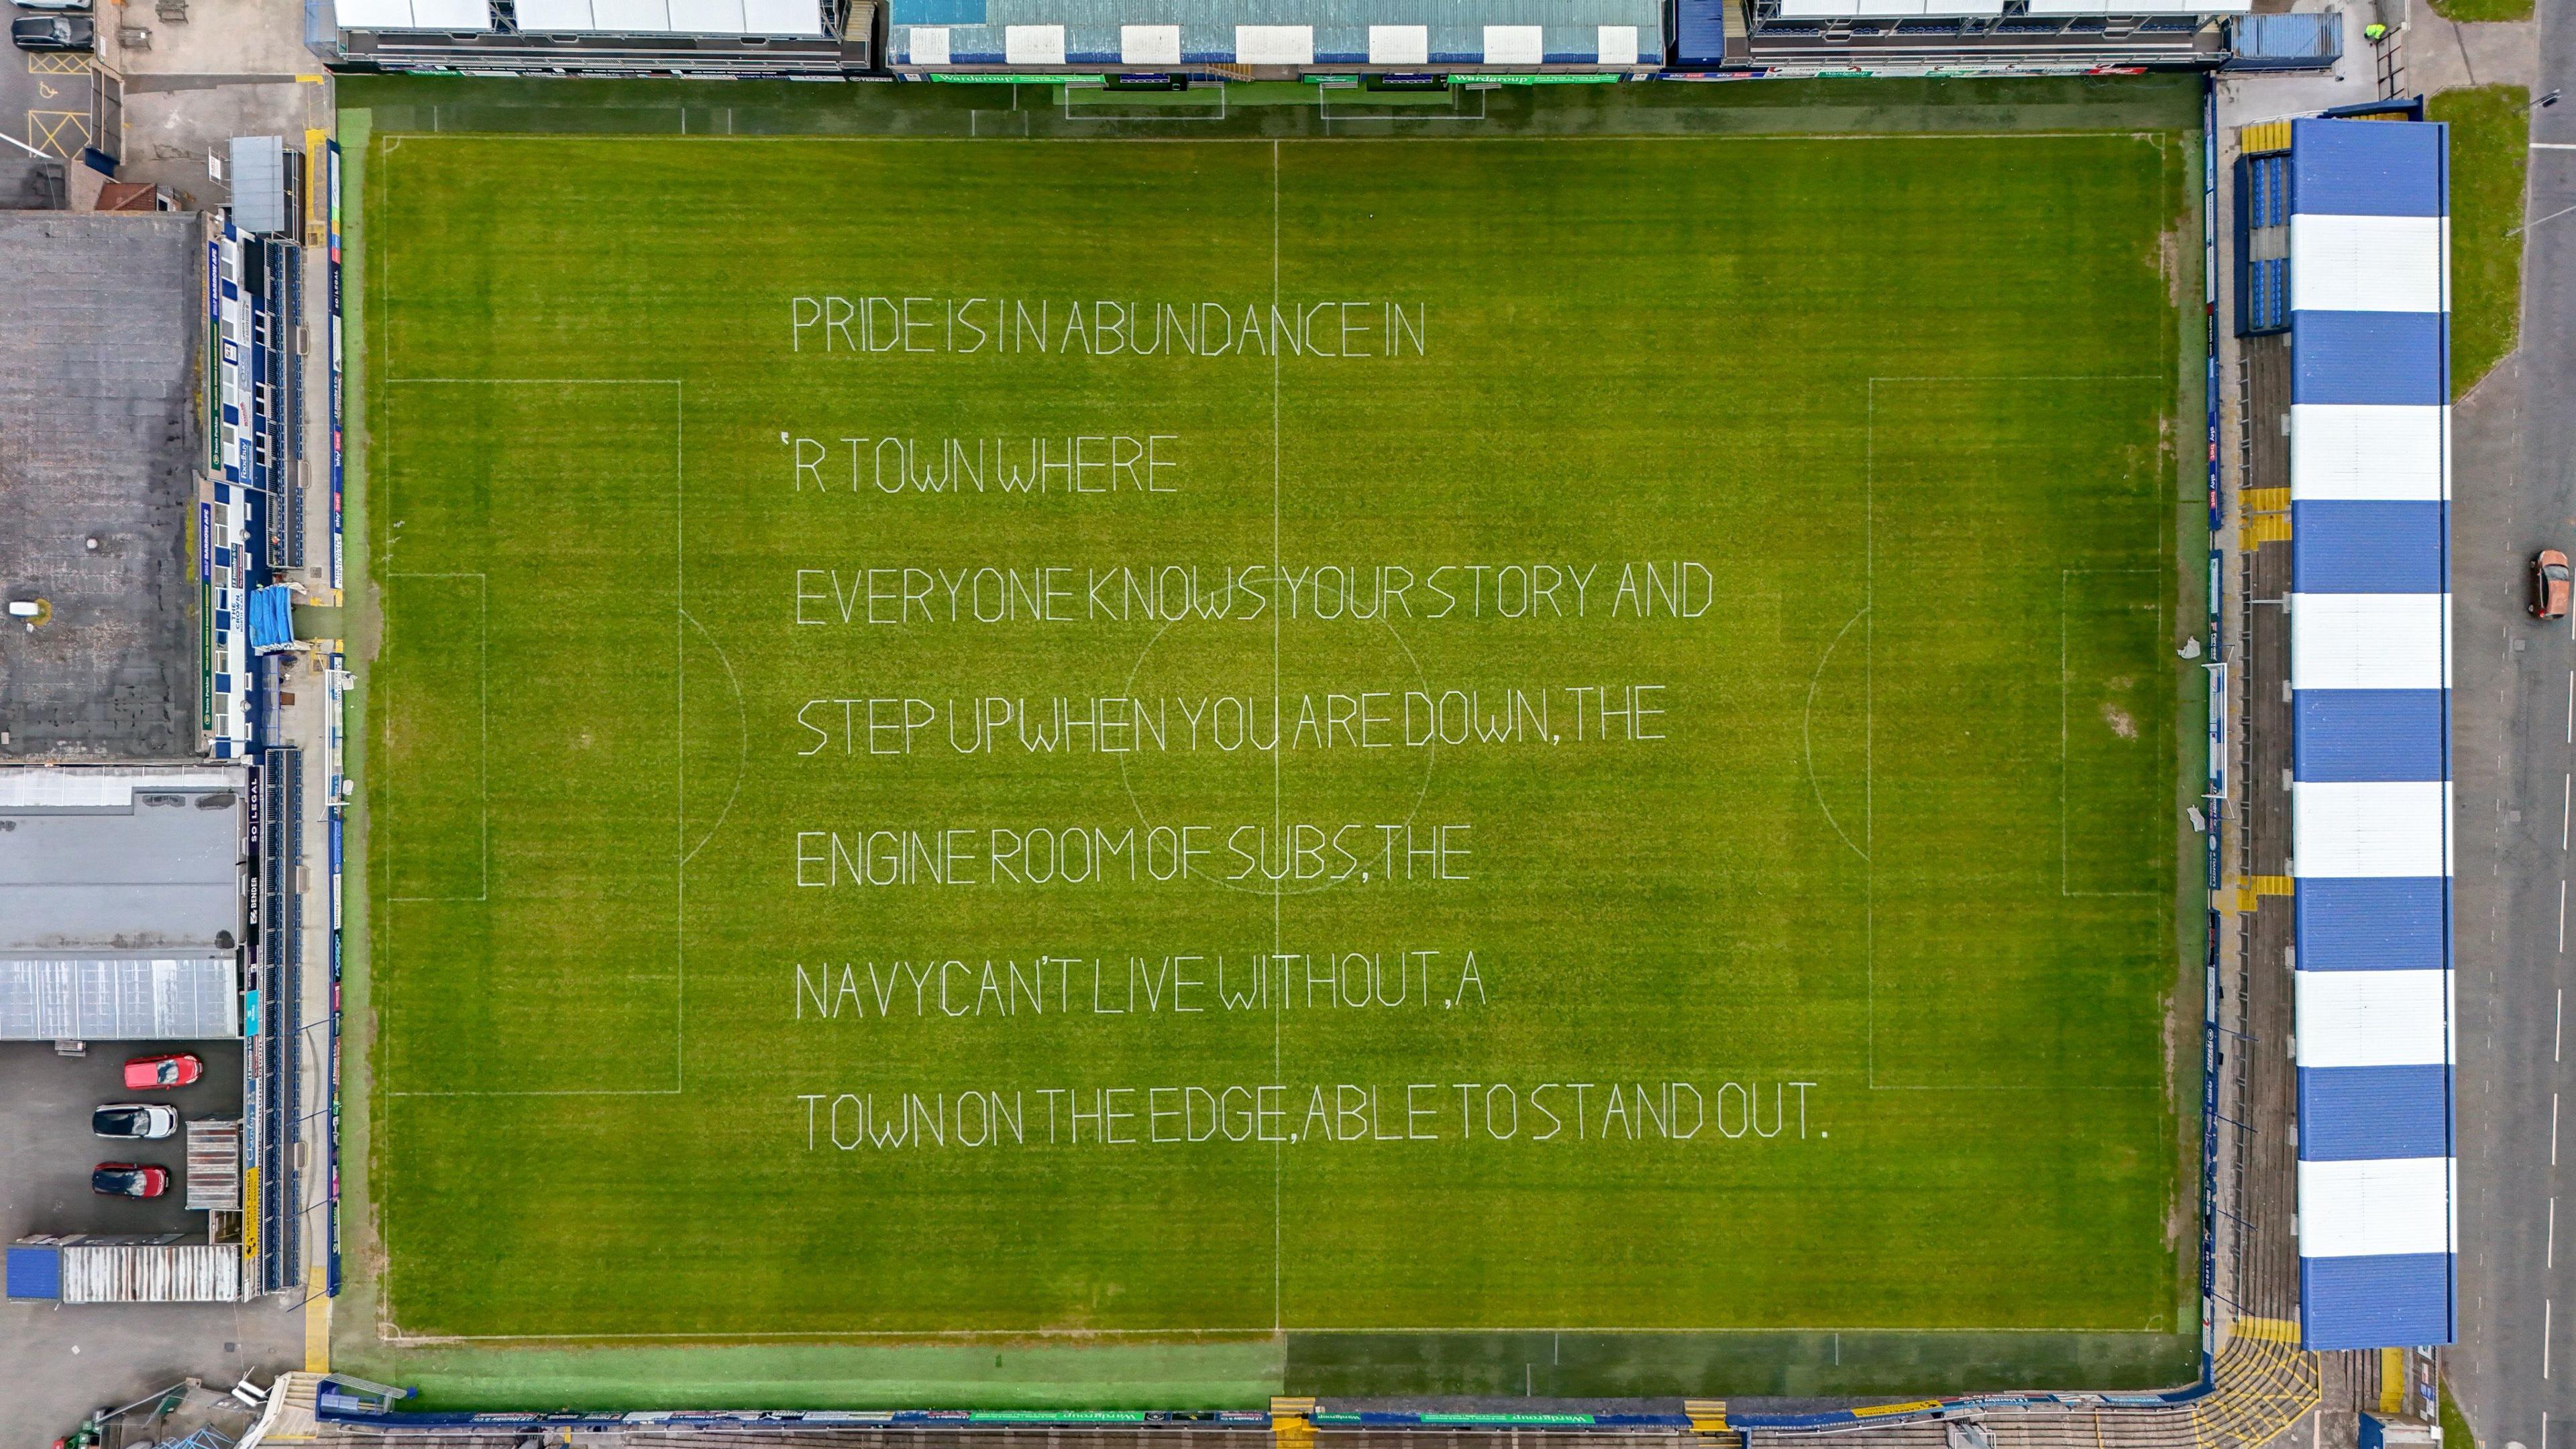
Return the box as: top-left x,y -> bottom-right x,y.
2283,114 -> 2453,1354
886,0 -> 1662,66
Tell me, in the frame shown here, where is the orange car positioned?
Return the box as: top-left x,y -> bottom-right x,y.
2536,550 -> 2572,620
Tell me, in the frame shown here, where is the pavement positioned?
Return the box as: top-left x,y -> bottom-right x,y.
2447,5 -> 2576,1448
0,1039 -> 301,1444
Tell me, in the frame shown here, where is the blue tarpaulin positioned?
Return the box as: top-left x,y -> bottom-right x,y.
248,585 -> 297,652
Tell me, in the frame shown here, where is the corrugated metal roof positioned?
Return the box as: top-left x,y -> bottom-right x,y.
894,0 -> 1660,64
2290,500 -> 2450,594
186,1118 -> 242,1210
2285,116 -> 2454,1354
227,136 -> 288,237
0,957 -> 239,1040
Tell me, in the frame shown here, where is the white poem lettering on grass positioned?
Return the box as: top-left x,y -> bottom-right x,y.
2290,215 -> 2452,316
2296,1157 -> 2457,1258
1483,24 -> 1544,63
1004,22 -> 1063,63
2292,969 -> 2455,1069
2290,780 -> 2453,879
796,1080 -> 1827,1150
1120,23 -> 1180,63
2290,405 -> 2451,502
1368,24 -> 1428,64
2288,593 -> 2450,691
907,24 -> 950,62
1596,24 -> 1639,62
1234,24 -> 1311,63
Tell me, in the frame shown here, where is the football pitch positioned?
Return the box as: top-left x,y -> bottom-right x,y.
361,116 -> 2198,1359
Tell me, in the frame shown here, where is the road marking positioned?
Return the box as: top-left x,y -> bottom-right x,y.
2559,988 -> 2565,1063
2557,1093 -> 2562,1167
2561,880 -> 2567,953
2551,1299 -> 2556,1380
2563,773 -> 2570,849
2565,671 -> 2572,741
2537,143 -> 2576,150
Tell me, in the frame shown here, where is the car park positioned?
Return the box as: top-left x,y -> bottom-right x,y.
90,1163 -> 169,1198
123,1053 -> 203,1089
91,1103 -> 180,1140
9,12 -> 93,48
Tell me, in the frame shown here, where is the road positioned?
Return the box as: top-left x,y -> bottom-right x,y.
2454,8 -> 2576,1448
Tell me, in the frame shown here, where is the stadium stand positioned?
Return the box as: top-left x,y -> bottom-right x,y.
2235,129 -> 2292,337
1677,0 -> 2240,69
328,0 -> 871,74
2282,116 -> 2455,1353
882,0 -> 1658,72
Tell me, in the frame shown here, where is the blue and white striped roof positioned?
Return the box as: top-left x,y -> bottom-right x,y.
2286,115 -> 2455,1353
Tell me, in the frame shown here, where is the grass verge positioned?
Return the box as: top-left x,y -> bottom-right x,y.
2432,85 -> 2530,396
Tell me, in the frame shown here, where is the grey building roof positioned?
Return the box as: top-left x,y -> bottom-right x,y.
0,771 -> 247,955
0,767 -> 246,1040
0,213 -> 205,760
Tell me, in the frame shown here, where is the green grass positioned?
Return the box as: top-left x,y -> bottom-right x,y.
365,129 -> 2190,1356
2425,0 -> 2530,21
2434,85 -> 2531,397
2443,1381 -> 2479,1449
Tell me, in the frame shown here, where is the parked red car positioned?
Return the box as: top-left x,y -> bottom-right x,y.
2536,551 -> 2573,621
91,1163 -> 168,1198
122,1053 -> 203,1090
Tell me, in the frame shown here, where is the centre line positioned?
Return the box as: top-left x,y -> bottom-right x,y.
2567,669 -> 2573,742
2552,1197 -> 2559,1268
2563,773 -> 2571,849
2557,1093 -> 2563,1167
2561,881 -> 2568,954
2559,987 -> 2565,1063
2551,1299 -> 2557,1380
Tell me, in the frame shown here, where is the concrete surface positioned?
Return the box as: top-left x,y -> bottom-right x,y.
2404,14 -> 2540,95
101,0 -> 331,204
0,211 -> 205,761
0,1038 -> 300,1444
2211,5 -> 2386,120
